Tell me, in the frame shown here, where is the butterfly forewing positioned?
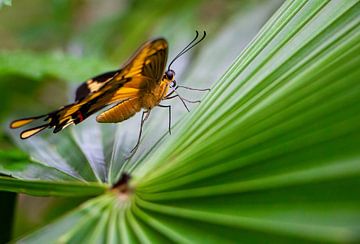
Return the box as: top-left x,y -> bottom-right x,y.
95,39 -> 168,122
122,38 -> 168,82
75,70 -> 120,101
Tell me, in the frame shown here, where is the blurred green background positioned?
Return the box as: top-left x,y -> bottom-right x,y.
0,0 -> 281,241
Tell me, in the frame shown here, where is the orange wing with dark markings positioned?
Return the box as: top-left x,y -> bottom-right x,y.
92,38 -> 168,123
10,38 -> 168,139
75,70 -> 119,101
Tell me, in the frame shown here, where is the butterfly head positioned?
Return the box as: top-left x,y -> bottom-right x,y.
165,69 -> 177,88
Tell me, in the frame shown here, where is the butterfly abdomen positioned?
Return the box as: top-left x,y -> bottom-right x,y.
96,98 -> 141,123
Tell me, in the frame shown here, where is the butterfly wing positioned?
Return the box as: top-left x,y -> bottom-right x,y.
10,38 -> 168,138
96,38 -> 168,122
122,38 -> 168,81
75,70 -> 119,101
74,38 -> 168,101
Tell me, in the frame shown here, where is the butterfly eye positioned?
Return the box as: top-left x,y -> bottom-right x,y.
165,70 -> 175,80
170,80 -> 177,88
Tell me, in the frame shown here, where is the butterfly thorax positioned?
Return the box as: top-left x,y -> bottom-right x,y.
139,77 -> 171,110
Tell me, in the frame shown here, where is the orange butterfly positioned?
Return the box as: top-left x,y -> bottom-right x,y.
10,31 -> 209,154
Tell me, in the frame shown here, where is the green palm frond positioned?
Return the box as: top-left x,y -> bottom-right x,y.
1,0 -> 359,242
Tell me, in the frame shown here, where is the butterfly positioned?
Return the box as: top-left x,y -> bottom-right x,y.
10,31 -> 209,155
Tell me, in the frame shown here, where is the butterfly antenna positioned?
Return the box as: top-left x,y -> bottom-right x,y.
168,31 -> 206,70
168,31 -> 199,69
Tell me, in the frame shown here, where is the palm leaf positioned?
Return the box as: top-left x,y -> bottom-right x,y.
1,0 -> 360,242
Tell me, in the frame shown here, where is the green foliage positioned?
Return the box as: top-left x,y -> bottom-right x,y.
0,149 -> 70,181
1,0 -> 360,242
0,176 -> 107,196
0,0 -> 11,9
0,51 -> 113,82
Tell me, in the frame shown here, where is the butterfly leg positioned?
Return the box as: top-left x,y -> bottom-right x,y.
177,85 -> 211,92
164,91 -> 190,112
163,87 -> 178,99
129,110 -> 150,156
158,104 -> 172,134
165,94 -> 201,104
164,91 -> 202,112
